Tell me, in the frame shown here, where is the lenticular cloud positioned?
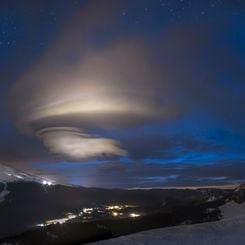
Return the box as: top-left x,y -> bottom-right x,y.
9,2 -> 180,162
36,127 -> 127,160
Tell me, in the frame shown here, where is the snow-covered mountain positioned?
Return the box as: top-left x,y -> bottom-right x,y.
0,164 -> 56,205
0,163 -> 55,185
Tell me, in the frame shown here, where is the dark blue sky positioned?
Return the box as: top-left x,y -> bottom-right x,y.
0,0 -> 244,188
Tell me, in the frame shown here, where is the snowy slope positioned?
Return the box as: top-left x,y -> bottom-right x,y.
0,164 -> 56,203
0,163 -> 56,185
92,215 -> 245,245
221,201 -> 245,219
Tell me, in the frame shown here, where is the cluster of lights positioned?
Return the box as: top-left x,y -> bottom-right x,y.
83,208 -> 93,214
36,204 -> 141,228
112,211 -> 123,217
106,205 -> 136,210
36,213 -> 77,227
109,211 -> 141,218
42,180 -> 53,186
106,205 -> 122,210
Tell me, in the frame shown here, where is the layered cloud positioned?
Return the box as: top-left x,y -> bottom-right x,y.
9,1 -> 181,161
37,127 -> 127,160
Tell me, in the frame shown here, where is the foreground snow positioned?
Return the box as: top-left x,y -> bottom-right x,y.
93,215 -> 245,245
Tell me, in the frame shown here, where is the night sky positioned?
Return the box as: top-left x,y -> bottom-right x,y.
0,0 -> 245,188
